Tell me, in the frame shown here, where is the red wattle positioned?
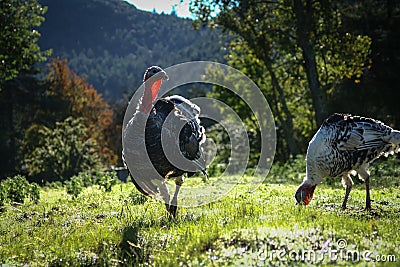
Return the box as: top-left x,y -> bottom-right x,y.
151,80 -> 162,102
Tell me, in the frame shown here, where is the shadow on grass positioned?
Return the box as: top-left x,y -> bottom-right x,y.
119,226 -> 144,265
318,199 -> 400,220
117,210 -> 202,265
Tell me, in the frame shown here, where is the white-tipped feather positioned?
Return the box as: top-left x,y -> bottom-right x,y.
349,170 -> 357,176
386,130 -> 400,146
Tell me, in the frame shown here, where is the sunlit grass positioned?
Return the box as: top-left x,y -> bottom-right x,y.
1,158 -> 399,266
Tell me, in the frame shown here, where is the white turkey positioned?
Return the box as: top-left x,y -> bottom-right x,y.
295,113 -> 400,210
122,66 -> 207,217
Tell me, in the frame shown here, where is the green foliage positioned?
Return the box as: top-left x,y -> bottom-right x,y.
209,40 -> 313,160
22,117 -> 101,182
29,183 -> 41,204
205,161 -> 226,178
192,0 -> 372,159
367,157 -> 400,187
96,171 -> 117,192
204,118 -> 259,176
0,0 -> 51,89
326,1 -> 400,126
74,172 -> 95,188
65,175 -> 84,199
267,155 -> 306,184
44,181 -> 63,189
0,186 -> 5,210
64,171 -> 119,198
0,175 -> 40,205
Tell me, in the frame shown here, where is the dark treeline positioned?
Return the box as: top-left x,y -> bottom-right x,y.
38,0 -> 227,99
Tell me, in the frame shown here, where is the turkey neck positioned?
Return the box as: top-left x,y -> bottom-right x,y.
139,79 -> 162,114
140,85 -> 153,114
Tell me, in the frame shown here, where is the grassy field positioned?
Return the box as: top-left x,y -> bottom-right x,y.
0,157 -> 399,266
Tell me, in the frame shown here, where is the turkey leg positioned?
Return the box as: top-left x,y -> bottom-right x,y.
341,174 -> 354,210
357,168 -> 371,210
365,175 -> 371,210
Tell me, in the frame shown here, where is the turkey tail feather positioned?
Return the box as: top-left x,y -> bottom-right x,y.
382,129 -> 400,154
387,130 -> 400,146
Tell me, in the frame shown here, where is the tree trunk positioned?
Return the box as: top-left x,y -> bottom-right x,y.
265,60 -> 301,156
0,86 -> 16,177
293,0 -> 327,126
247,36 -> 301,157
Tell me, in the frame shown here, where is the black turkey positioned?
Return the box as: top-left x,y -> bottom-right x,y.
295,113 -> 400,210
122,66 -> 207,217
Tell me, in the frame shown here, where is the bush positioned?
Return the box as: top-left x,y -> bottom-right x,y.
65,175 -> 84,199
0,175 -> 40,206
29,183 -> 41,203
22,117 -> 102,182
0,188 -> 5,210
44,181 -> 63,189
77,172 -> 96,187
96,171 -> 117,192
64,171 -> 119,199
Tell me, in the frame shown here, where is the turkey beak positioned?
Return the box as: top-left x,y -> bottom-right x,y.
295,184 -> 316,206
192,157 -> 207,180
160,71 -> 169,81
295,189 -> 304,205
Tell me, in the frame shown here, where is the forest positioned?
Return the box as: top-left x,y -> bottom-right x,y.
37,0 -> 227,99
1,0 -> 400,181
0,0 -> 228,179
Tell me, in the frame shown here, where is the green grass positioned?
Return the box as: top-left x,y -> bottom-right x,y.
1,158 -> 400,266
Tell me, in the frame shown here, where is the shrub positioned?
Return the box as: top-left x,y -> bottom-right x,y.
65,175 -> 84,199
28,183 -> 41,204
44,181 -> 63,189
0,187 -> 5,211
77,171 -> 95,187
22,117 -> 102,182
96,171 -> 117,192
0,175 -> 40,205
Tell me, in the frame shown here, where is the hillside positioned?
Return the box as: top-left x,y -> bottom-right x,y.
38,0 -> 228,99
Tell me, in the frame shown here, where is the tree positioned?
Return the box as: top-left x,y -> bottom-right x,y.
192,0 -> 303,156
45,58 -> 117,165
226,39 -> 314,159
0,74 -> 49,178
0,0 -> 50,89
204,39 -> 313,160
22,117 -> 101,181
330,0 -> 400,126
192,0 -> 371,126
292,0 -> 327,125
191,0 -> 371,158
